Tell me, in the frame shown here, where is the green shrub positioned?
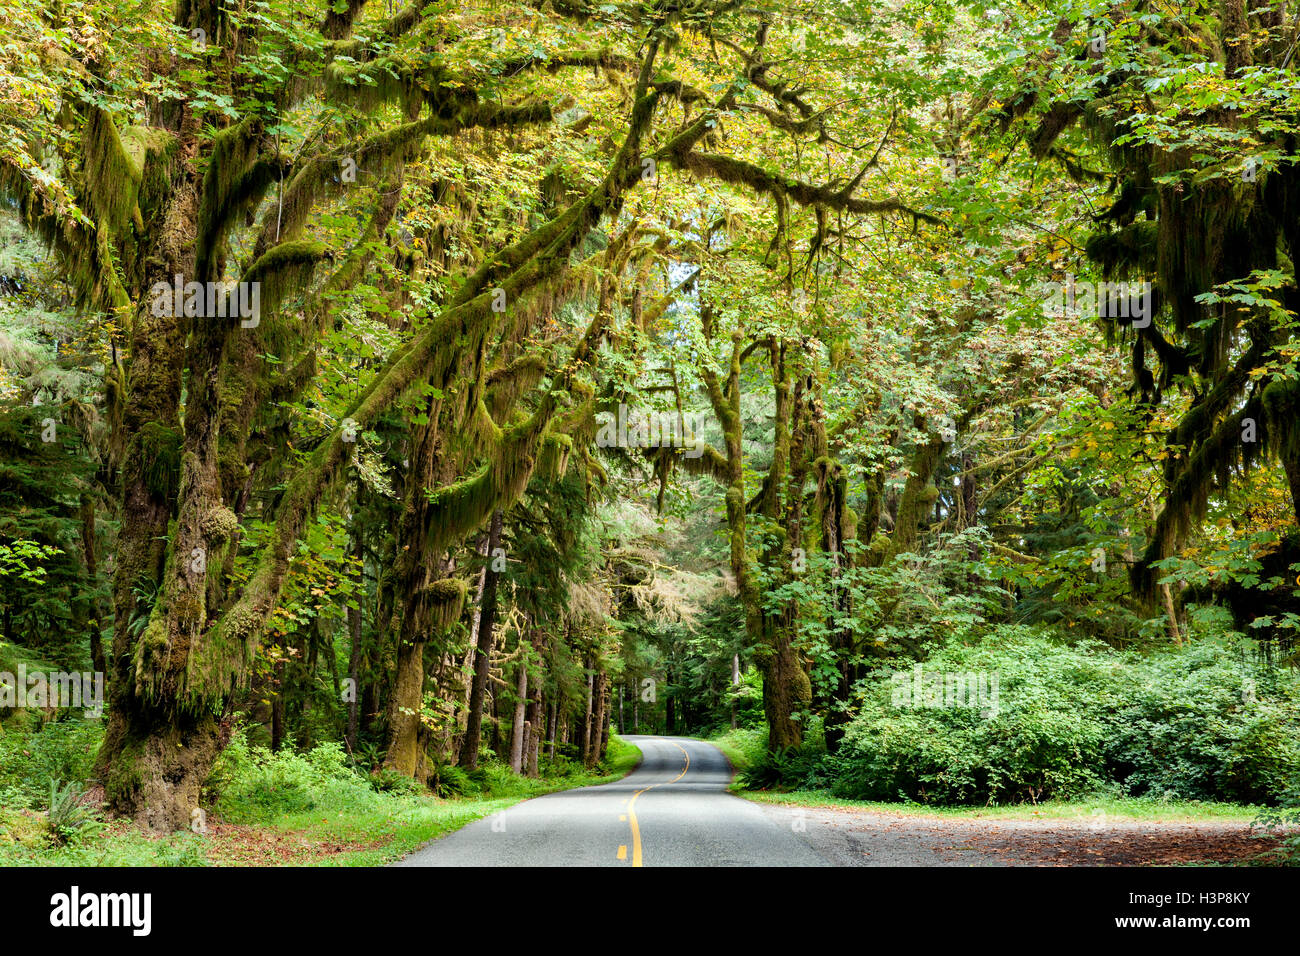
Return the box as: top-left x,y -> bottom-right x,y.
1105,642 -> 1300,802
421,760 -> 469,798
0,719 -> 104,807
1252,775 -> 1300,864
711,726 -> 767,774
538,754 -> 579,777
208,728 -> 395,823
826,627 -> 1300,805
45,778 -> 101,846
738,745 -> 824,790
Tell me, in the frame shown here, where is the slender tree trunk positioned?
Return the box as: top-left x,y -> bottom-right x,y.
587,671 -> 607,767
460,509 -> 502,769
449,530 -> 491,762
525,632 -> 543,777
1149,501 -> 1184,645
526,688 -> 541,777
731,654 -> 740,730
489,685 -> 502,757
345,548 -> 364,753
509,654 -> 528,773
665,664 -> 675,736
545,700 -> 557,759
271,660 -> 285,752
580,667 -> 594,762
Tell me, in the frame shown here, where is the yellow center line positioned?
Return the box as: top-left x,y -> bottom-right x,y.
626,742 -> 690,867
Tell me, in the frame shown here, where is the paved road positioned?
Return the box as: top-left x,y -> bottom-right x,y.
394,735 -> 827,867
393,736 -> 1264,866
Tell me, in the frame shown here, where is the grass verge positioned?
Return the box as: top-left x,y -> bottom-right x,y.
0,735 -> 642,867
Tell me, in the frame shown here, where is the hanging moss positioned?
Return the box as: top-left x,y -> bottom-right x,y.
83,107 -> 143,236
486,353 -> 549,422
0,151 -> 128,314
1262,378 -> 1300,463
324,55 -> 450,115
424,466 -> 497,558
1084,219 -> 1158,277
258,118 -> 430,258
538,432 -> 574,480
241,240 -> 329,340
195,118 -> 273,280
119,126 -> 179,208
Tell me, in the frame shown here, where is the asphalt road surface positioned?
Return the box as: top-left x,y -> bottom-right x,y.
393,736 -> 1265,866
394,735 -> 827,867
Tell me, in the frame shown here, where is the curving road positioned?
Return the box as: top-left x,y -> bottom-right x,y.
394,735 -> 827,867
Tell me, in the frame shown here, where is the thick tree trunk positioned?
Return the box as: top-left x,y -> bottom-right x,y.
699,331 -> 812,754
383,637 -> 425,775
97,709 -> 227,833
383,394 -> 467,777
97,162 -> 210,830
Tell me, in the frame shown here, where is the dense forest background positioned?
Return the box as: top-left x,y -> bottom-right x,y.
2,0 -> 1300,856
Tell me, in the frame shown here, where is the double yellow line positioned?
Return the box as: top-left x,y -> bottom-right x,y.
622,741 -> 690,867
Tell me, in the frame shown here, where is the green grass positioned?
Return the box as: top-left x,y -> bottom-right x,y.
710,726 -> 761,778
735,790 -> 1265,823
297,740 -> 642,866
0,736 -> 643,867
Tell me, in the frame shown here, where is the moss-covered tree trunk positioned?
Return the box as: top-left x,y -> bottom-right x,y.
460,509 -> 503,770
700,329 -> 809,752
96,124 -> 225,829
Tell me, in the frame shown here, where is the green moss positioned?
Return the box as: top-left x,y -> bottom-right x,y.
538,432 -> 573,480
201,506 -> 240,542
103,734 -> 146,806
83,108 -> 143,235
243,240 -> 328,317
135,422 -> 182,499
1263,378 -> 1300,461
196,118 -> 271,280
424,577 -> 469,632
